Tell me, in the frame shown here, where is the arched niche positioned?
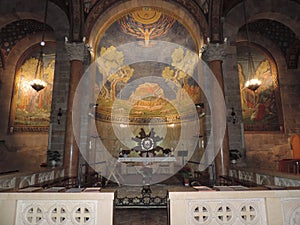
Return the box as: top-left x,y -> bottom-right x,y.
9,41 -> 56,133
237,42 -> 283,131
85,0 -> 207,55
82,2 -> 207,164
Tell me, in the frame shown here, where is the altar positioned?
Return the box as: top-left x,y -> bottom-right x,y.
104,128 -> 183,186
118,156 -> 176,176
118,156 -> 176,163
104,156 -> 179,186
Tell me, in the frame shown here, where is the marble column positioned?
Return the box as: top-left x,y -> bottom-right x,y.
64,42 -> 85,178
202,43 -> 230,177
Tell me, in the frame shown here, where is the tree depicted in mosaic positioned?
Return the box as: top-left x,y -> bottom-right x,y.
118,7 -> 175,46
97,45 -> 134,101
162,47 -> 200,104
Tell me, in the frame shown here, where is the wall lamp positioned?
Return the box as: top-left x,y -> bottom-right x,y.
57,108 -> 62,124
230,107 -> 237,124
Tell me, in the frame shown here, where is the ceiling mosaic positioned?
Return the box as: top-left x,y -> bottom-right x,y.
0,19 -> 53,56
82,0 -> 210,16
95,7 -> 201,124
240,19 -> 299,69
246,19 -> 296,54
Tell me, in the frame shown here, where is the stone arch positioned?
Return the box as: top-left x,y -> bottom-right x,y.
0,32 -> 57,171
7,35 -> 56,132
0,0 -> 69,40
85,0 -> 208,55
223,0 -> 300,132
223,0 -> 300,41
236,27 -> 289,88
0,0 -> 69,131
18,177 -> 31,189
1,32 -> 56,133
0,0 -> 69,137
236,40 -> 284,131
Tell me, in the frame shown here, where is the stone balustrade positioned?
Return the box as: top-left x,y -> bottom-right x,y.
168,188 -> 300,225
0,190 -> 116,225
229,166 -> 300,187
0,168 -> 65,190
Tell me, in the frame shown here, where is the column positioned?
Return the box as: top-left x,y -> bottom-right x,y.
64,42 -> 85,178
202,43 -> 230,177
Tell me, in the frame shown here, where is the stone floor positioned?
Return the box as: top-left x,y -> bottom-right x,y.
114,208 -> 168,225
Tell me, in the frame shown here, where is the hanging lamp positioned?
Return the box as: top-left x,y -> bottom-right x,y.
29,0 -> 48,92
243,0 -> 261,92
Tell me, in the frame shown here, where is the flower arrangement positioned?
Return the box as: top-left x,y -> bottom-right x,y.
229,149 -> 242,164
47,150 -> 61,167
178,165 -> 193,179
178,165 -> 193,186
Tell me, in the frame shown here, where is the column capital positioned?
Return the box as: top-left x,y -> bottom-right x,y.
202,43 -> 227,62
65,42 -> 88,61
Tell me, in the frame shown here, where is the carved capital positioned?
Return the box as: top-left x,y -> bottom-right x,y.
64,42 -> 86,61
202,43 -> 227,62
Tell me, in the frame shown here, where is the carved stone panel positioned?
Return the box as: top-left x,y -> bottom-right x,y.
16,200 -> 97,225
187,198 -> 267,225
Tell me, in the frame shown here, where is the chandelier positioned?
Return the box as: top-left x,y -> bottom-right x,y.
243,0 -> 261,92
29,46 -> 47,92
29,0 -> 48,92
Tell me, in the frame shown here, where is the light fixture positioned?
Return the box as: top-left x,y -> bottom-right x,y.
29,0 -> 48,92
230,107 -> 237,124
29,47 -> 47,92
57,108 -> 62,124
242,0 -> 261,92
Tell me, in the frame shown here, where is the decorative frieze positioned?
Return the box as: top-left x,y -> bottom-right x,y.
275,177 -> 300,187
12,126 -> 49,133
255,173 -> 273,185
18,175 -> 36,189
229,167 -> 300,187
0,168 -> 65,190
238,170 -> 255,183
0,177 -> 16,189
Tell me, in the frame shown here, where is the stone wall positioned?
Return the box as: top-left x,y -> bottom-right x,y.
223,0 -> 300,171
245,133 -> 292,170
0,0 -> 69,173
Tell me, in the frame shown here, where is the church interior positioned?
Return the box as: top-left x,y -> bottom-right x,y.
0,0 -> 300,224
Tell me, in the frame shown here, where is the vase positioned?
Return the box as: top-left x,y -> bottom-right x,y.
184,178 -> 189,186
51,160 -> 56,167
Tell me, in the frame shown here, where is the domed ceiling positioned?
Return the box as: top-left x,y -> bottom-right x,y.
95,7 -> 202,124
